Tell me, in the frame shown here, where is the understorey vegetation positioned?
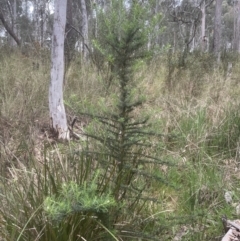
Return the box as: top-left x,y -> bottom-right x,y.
1,2 -> 240,241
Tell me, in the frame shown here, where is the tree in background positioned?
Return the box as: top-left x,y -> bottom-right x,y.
0,0 -> 239,62
201,0 -> 214,52
80,0 -> 89,59
0,0 -> 20,46
212,0 -> 223,62
49,0 -> 69,140
65,0 -> 76,67
65,0 -> 89,65
233,0 -> 240,52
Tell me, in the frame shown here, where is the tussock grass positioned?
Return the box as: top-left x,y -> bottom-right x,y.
0,50 -> 240,240
0,50 -> 49,172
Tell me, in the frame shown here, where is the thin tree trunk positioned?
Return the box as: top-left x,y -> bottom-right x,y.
11,0 -> 17,47
49,0 -> 69,140
154,0 -> 160,46
34,0 -> 40,42
212,0 -> 223,62
0,9 -> 20,46
40,0 -> 46,47
65,0 -> 76,67
233,0 -> 240,52
201,0 -> 206,52
80,0 -> 89,59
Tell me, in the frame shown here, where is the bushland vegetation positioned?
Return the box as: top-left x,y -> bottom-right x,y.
1,46 -> 240,240
1,0 -> 240,240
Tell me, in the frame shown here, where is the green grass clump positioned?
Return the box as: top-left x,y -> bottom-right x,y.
0,144 -> 117,241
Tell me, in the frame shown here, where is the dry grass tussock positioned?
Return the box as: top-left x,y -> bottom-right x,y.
0,51 -> 50,171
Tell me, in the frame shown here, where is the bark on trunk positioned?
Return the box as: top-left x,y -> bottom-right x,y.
49,0 -> 69,140
40,0 -> 46,47
80,0 -> 89,59
201,0 -> 206,52
65,0 -> 76,67
233,0 -> 240,52
11,0 -> 17,47
212,0 -> 223,62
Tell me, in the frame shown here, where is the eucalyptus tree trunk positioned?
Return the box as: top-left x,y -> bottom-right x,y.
33,0 -> 39,42
11,0 -> 17,47
40,0 -> 46,47
201,0 -> 206,52
33,0 -> 47,47
212,0 -> 223,62
49,0 -> 69,140
65,0 -> 76,67
154,0 -> 160,46
233,0 -> 240,52
80,0 -> 89,59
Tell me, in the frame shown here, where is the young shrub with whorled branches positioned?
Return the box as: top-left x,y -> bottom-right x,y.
80,1 -> 171,239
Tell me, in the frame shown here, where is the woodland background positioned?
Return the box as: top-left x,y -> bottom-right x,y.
0,0 -> 240,240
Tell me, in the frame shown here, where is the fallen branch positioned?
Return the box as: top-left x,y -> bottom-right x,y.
221,216 -> 240,241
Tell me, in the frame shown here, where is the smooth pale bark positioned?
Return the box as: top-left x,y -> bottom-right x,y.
191,23 -> 195,51
233,0 -> 240,52
33,0 -> 39,41
201,0 -> 206,52
80,0 -> 89,59
49,0 -> 69,140
212,0 -> 223,62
